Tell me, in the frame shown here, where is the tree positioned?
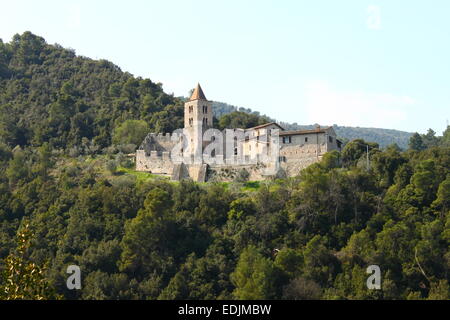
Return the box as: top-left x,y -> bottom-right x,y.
106,160 -> 118,174
409,133 -> 425,151
431,176 -> 450,215
427,280 -> 449,300
442,126 -> 450,147
112,119 -> 150,146
119,188 -> 177,276
410,159 -> 440,206
6,149 -> 29,186
372,145 -> 406,187
282,277 -> 322,300
217,111 -> 270,130
33,142 -> 53,178
341,139 -> 378,167
422,129 -> 439,148
320,150 -> 341,170
302,236 -> 340,287
231,246 -> 277,300
274,248 -> 303,279
0,225 -> 58,300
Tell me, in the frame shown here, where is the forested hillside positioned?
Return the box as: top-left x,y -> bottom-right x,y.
0,32 -> 185,153
0,32 -> 449,300
0,137 -> 449,299
1,31 -> 415,152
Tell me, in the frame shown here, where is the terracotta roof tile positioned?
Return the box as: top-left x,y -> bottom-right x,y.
246,122 -> 284,131
279,127 -> 333,136
189,83 -> 207,101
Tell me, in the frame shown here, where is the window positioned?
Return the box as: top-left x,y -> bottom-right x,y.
245,136 -> 250,142
329,136 -> 333,143
305,137 -> 308,143
284,136 -> 291,144
234,148 -> 238,156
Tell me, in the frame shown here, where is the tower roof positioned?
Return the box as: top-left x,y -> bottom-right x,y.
189,83 -> 207,101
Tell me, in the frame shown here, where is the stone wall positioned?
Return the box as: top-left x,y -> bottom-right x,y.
136,129 -> 337,182
139,132 -> 181,154
280,156 -> 322,177
188,164 -> 209,183
208,163 -> 275,182
280,143 -> 326,158
279,144 -> 324,177
135,150 -> 174,175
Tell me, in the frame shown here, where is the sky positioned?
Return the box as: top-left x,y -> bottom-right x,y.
0,0 -> 449,134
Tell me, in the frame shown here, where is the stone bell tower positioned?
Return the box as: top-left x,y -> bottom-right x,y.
184,83 -> 213,159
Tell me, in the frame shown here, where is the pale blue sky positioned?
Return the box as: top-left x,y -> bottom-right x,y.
1,0 -> 449,134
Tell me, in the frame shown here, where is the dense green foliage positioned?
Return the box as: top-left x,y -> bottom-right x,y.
409,129 -> 449,151
0,224 -> 58,299
0,32 -> 448,300
216,111 -> 271,131
1,31 -> 416,152
0,137 -> 448,299
0,32 -> 183,153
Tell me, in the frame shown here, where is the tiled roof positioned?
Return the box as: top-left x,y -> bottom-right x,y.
189,83 -> 207,101
279,127 -> 333,136
246,122 -> 285,131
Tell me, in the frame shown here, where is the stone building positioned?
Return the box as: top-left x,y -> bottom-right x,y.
136,84 -> 342,182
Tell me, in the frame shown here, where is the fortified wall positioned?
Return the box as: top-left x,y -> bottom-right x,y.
135,133 -> 179,175
135,83 -> 341,182
279,143 -> 327,177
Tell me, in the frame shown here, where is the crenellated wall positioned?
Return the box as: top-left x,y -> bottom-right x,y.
139,132 -> 182,154
135,149 -> 174,174
136,143 -> 327,181
136,130 -> 332,181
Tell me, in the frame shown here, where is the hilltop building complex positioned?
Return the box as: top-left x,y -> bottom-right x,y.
136,84 -> 342,182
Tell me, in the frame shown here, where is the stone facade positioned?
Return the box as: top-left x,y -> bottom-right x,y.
136,84 -> 342,182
